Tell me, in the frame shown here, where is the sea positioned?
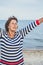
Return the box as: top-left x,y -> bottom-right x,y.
0,20 -> 43,50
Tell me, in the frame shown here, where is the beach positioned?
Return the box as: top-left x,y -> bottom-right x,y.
23,50 -> 43,65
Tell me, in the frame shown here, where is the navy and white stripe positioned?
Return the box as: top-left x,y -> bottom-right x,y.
19,21 -> 37,38
0,21 -> 37,65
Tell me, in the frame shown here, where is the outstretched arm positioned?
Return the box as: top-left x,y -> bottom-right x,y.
19,17 -> 43,38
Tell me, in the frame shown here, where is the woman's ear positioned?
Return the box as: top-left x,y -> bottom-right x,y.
8,26 -> 9,29
8,25 -> 10,31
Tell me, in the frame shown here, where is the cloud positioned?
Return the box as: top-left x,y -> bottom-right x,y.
0,0 -> 40,7
0,0 -> 43,19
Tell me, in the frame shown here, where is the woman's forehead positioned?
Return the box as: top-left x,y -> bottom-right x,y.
10,20 -> 17,23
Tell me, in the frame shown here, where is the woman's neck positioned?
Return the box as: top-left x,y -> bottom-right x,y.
7,30 -> 16,38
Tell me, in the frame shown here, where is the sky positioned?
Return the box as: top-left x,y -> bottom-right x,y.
0,0 -> 43,20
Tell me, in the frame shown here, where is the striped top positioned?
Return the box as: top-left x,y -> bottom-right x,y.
0,20 -> 40,65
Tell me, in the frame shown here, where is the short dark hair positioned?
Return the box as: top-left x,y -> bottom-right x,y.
5,16 -> 18,32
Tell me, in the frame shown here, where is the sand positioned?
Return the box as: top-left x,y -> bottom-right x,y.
23,50 -> 43,65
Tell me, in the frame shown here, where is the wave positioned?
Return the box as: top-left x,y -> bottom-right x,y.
34,38 -> 43,42
25,38 -> 43,42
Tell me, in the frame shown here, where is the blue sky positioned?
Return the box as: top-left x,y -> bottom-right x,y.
0,0 -> 43,20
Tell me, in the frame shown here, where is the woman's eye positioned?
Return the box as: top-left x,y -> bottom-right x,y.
12,23 -> 14,24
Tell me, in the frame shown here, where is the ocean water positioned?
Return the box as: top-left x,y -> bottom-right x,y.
0,20 -> 43,50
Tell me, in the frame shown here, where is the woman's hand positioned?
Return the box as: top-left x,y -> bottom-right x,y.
39,17 -> 43,24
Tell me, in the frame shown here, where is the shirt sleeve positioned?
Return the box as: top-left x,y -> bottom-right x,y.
19,20 -> 40,38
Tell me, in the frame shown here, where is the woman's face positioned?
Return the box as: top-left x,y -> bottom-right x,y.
8,20 -> 18,32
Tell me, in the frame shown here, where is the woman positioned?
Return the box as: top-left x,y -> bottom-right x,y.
0,16 -> 43,65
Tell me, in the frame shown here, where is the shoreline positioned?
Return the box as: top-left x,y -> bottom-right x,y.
23,50 -> 43,65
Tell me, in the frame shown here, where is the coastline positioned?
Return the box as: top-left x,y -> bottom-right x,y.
23,49 -> 43,65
